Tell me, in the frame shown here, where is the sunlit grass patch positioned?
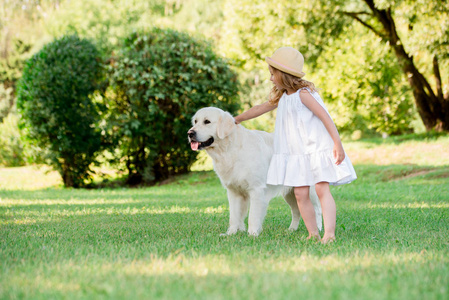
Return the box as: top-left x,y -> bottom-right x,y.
345,135 -> 449,166
0,165 -> 62,190
365,202 -> 449,209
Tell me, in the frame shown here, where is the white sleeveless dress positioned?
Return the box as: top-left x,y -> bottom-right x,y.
267,88 -> 357,187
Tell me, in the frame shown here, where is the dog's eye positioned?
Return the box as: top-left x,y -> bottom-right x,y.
194,119 -> 197,124
204,120 -> 211,125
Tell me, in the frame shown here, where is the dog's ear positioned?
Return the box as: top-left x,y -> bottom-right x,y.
217,111 -> 236,139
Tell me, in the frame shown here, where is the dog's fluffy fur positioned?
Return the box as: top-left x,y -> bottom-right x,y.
188,107 -> 322,236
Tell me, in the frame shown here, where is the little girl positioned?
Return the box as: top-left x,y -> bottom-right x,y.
234,47 -> 357,243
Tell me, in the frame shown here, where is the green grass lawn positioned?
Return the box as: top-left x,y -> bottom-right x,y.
1,135 -> 449,299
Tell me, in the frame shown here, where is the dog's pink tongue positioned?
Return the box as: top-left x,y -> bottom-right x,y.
191,141 -> 199,151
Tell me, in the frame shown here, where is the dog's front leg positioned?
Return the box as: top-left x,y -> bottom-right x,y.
247,189 -> 269,236
223,188 -> 248,235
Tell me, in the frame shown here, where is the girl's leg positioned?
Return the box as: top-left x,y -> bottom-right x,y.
315,182 -> 336,243
294,186 -> 320,240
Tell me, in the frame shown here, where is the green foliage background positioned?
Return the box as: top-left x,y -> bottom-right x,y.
105,28 -> 239,183
0,0 -> 447,169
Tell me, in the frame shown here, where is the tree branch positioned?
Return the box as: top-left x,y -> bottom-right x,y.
363,0 -> 378,16
375,4 -> 437,100
360,0 -> 446,129
433,55 -> 444,102
341,11 -> 385,39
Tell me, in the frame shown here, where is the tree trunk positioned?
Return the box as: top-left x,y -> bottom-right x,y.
358,0 -> 449,131
62,164 -> 75,188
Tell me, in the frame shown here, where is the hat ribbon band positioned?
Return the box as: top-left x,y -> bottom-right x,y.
268,57 -> 303,75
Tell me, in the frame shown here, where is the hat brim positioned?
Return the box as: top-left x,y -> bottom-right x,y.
266,57 -> 305,78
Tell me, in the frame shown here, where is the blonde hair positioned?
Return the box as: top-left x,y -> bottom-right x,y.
268,66 -> 317,105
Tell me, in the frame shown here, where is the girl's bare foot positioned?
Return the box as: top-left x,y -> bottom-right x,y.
321,235 -> 336,244
307,234 -> 321,242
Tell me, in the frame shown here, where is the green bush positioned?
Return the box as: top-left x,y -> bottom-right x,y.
0,83 -> 14,123
0,111 -> 26,167
17,35 -> 104,187
106,28 -> 240,184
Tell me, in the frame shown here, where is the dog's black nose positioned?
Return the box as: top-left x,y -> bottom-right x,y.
188,130 -> 195,138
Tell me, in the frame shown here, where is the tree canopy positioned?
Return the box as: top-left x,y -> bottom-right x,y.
218,0 -> 448,133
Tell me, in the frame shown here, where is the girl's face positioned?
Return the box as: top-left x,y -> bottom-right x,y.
269,66 -> 282,90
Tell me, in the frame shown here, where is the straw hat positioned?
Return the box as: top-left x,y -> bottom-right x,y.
265,47 -> 305,78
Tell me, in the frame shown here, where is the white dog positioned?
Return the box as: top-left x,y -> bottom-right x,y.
188,107 -> 322,236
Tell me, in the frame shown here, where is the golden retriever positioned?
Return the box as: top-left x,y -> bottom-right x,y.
188,107 -> 322,236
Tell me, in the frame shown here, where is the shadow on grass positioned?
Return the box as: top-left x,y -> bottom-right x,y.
348,164 -> 449,183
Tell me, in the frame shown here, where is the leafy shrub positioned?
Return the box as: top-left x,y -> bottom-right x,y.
17,35 -> 104,187
106,28 -> 240,184
0,111 -> 26,167
0,39 -> 31,93
0,83 -> 14,123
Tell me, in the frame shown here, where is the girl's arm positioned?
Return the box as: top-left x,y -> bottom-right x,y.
234,101 -> 277,124
299,90 -> 345,165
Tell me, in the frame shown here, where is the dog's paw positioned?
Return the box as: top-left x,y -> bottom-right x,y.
221,227 -> 238,236
288,221 -> 299,231
288,225 -> 299,231
247,229 -> 261,236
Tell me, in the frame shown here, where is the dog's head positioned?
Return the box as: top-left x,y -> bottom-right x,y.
187,107 -> 236,151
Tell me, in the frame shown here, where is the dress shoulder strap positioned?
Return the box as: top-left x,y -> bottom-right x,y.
298,87 -> 311,93
297,87 -> 325,107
